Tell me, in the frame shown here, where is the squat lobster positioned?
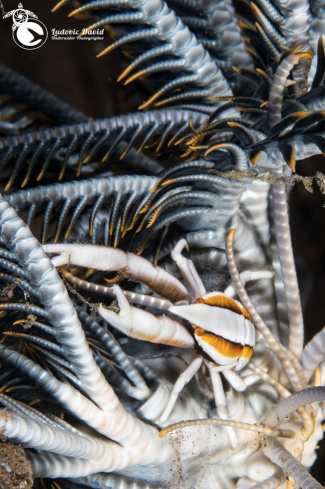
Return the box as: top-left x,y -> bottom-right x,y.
44,236 -> 273,448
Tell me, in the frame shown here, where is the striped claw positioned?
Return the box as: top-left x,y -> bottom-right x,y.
99,285 -> 194,348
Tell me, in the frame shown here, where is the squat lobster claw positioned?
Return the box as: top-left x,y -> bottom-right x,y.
44,239 -> 274,449
99,284 -> 194,348
43,243 -> 190,303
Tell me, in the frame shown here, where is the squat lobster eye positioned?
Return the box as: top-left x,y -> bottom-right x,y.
169,291 -> 255,372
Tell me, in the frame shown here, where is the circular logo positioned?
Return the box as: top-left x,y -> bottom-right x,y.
13,19 -> 47,50
13,8 -> 28,26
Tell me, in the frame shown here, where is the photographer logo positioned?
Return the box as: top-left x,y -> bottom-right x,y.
2,3 -> 47,50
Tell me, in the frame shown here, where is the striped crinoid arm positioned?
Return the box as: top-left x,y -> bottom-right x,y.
163,0 -> 255,94
0,197 -> 176,475
0,109 -> 207,189
309,0 -> 325,82
263,386 -> 325,427
268,48 -> 313,131
67,473 -> 165,488
239,0 -> 313,91
271,166 -> 304,360
225,229 -> 303,391
264,440 -> 323,489
0,408 -> 130,473
134,156 -> 281,340
0,197 -> 120,413
259,49 -> 311,360
0,345 -> 173,477
242,109 -> 325,356
301,325 -> 325,382
131,166 -> 251,256
0,63 -> 88,131
53,0 -> 233,111
5,175 -> 157,244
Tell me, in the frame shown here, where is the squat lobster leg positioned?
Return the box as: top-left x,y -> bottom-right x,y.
222,368 -> 247,392
209,364 -> 238,449
158,356 -> 203,424
171,239 -> 206,301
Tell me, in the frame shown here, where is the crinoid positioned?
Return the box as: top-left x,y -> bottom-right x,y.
1,0 -> 325,488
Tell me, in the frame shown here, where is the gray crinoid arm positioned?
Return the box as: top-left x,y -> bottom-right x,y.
0,197 -> 119,412
0,197 -> 174,468
249,0 -> 312,90
69,472 -> 166,488
263,386 -> 325,426
301,326 -> 325,382
308,0 -> 325,82
276,0 -> 311,53
271,167 -> 304,359
142,159 -> 280,338
0,109 -> 207,188
308,0 -> 325,81
0,63 -> 88,126
0,342 -> 169,459
264,440 -> 323,489
61,0 -> 233,109
5,175 -> 157,244
266,51 -> 306,359
167,0 -> 254,93
269,196 -> 290,346
26,452 -> 168,480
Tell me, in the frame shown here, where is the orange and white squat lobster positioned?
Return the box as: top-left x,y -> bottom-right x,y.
44,238 -> 273,448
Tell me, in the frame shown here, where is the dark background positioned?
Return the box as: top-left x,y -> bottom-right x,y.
1,0 -> 325,482
0,0 -> 143,118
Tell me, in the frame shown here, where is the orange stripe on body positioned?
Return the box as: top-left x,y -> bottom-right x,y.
194,327 -> 253,360
242,344 -> 254,359
195,294 -> 252,321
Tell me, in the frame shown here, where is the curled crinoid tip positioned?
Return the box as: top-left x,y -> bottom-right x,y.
228,229 -> 236,239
